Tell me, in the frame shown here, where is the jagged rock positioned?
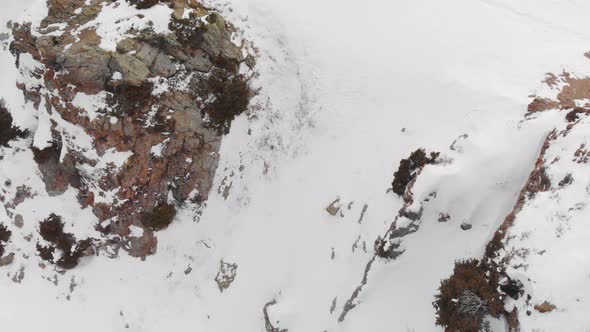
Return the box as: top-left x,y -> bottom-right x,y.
184,49 -> 213,72
36,34 -> 76,65
202,13 -> 242,62
57,42 -> 111,91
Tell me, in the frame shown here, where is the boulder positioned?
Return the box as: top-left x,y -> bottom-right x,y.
201,13 -> 242,61
58,42 -> 111,91
151,52 -> 177,77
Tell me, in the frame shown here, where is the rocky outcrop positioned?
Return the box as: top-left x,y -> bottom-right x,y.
434,64 -> 590,331
10,0 -> 255,261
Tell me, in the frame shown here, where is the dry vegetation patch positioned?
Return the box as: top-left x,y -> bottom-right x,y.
0,223 -> 12,257
391,149 -> 439,196
141,203 -> 177,231
433,259 -> 504,332
37,214 -> 93,269
0,102 -> 27,146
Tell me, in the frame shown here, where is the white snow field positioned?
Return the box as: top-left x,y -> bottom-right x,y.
2,0 -> 590,331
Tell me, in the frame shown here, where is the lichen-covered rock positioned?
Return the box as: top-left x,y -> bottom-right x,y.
201,13 -> 242,62
10,0 -> 255,261
109,53 -> 151,86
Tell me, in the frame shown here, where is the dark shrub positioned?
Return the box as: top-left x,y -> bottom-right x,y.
37,214 -> 93,269
56,237 -> 94,269
142,203 -> 177,231
38,213 -> 65,243
392,159 -> 412,196
0,102 -> 27,146
169,12 -> 207,49
433,259 -> 503,332
198,68 -> 251,134
107,82 -> 154,115
539,167 -> 551,190
127,0 -> 168,9
36,244 -> 55,262
558,173 -> 573,187
526,166 -> 551,198
565,107 -> 587,122
499,277 -> 523,300
0,223 -> 12,257
0,224 -> 11,242
391,149 -> 439,196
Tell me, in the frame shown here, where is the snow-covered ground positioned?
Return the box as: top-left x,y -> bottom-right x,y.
2,0 -> 590,331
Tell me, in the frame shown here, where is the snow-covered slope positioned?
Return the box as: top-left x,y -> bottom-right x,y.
497,115 -> 590,331
2,0 -> 590,331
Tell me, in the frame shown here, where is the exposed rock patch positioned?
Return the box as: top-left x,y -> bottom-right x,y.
527,71 -> 590,120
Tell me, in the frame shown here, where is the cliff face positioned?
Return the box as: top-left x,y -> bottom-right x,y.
9,0 -> 254,260
481,73 -> 590,331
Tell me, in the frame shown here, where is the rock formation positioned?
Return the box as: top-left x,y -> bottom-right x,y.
10,0 -> 254,261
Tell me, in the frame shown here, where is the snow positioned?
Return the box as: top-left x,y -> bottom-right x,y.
1,0 -> 590,332
79,1 -> 173,52
498,115 -> 590,331
111,71 -> 123,80
128,225 -> 144,238
71,91 -> 110,121
32,105 -> 53,149
150,139 -> 169,158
